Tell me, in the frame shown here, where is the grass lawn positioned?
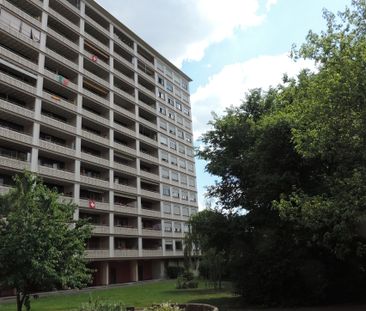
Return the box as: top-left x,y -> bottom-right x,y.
0,280 -> 240,311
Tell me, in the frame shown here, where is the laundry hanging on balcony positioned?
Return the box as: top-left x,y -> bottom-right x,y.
89,200 -> 96,209
56,75 -> 69,86
91,55 -> 98,62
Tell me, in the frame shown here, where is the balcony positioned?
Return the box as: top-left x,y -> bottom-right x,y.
0,154 -> 30,171
92,225 -> 110,234
1,127 -> 33,145
114,204 -> 137,215
39,165 -> 75,181
81,130 -> 109,146
48,7 -> 79,33
40,114 -> 76,134
0,98 -> 34,119
141,209 -> 161,218
42,91 -> 77,112
39,140 -> 75,157
83,50 -> 109,71
82,109 -> 109,127
0,45 -> 38,72
114,249 -> 139,258
113,226 -> 138,236
43,69 -> 78,92
80,175 -> 109,189
79,199 -> 110,211
0,72 -> 36,95
47,28 -> 79,52
45,48 -> 78,71
80,152 -> 109,167
140,189 -> 161,200
85,249 -> 109,259
114,183 -> 137,195
142,250 -> 164,257
114,162 -> 136,175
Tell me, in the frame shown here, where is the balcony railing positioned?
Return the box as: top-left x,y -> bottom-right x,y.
92,225 -> 110,234
140,189 -> 161,200
141,228 -> 162,237
80,152 -> 109,167
42,91 -> 77,112
39,140 -> 76,157
0,155 -> 30,171
80,175 -> 109,188
0,46 -> 38,72
142,249 -> 164,257
85,249 -> 109,259
45,48 -> 78,71
40,115 -> 76,134
114,204 -> 137,215
141,208 -> 161,218
114,249 -> 139,258
81,130 -> 109,146
0,72 -> 36,95
114,183 -> 137,194
39,165 -> 75,181
1,128 -> 33,145
0,98 -> 34,119
113,162 -> 136,175
48,7 -> 79,33
1,0 -> 42,28
113,226 -> 138,236
0,20 -> 39,48
79,199 -> 110,211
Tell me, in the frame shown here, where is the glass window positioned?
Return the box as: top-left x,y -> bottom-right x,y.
175,88 -> 181,98
159,105 -> 166,115
163,202 -> 171,213
174,205 -> 181,215
161,151 -> 169,162
182,190 -> 188,201
189,192 -> 197,202
172,187 -> 180,198
188,162 -> 194,172
190,208 -> 198,215
158,90 -> 165,100
166,81 -> 173,92
177,129 -> 184,139
171,171 -> 179,182
182,93 -> 189,102
160,135 -> 168,146
168,110 -> 175,120
182,207 -> 189,216
167,96 -> 174,106
170,155 -> 177,166
178,144 -> 185,154
181,174 -> 187,185
160,119 -> 167,130
161,167 -> 169,179
183,106 -> 190,116
177,115 -> 183,125
164,221 -> 172,232
157,61 -> 164,72
185,134 -> 192,143
175,100 -> 182,111
158,76 -> 165,86
162,185 -> 170,196
189,177 -> 195,187
168,124 -> 176,135
184,119 -> 191,129
169,140 -> 176,150
182,80 -> 188,91
179,158 -> 186,169
173,74 -> 181,85
187,148 -> 194,157
166,67 -> 173,78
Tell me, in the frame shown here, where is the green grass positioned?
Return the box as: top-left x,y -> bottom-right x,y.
0,280 -> 240,311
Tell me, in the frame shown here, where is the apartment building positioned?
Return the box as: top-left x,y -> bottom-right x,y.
0,0 -> 198,285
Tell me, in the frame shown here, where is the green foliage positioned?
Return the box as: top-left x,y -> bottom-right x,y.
176,271 -> 198,289
195,0 -> 366,306
145,302 -> 182,311
166,266 -> 185,279
0,172 -> 92,311
78,298 -> 125,311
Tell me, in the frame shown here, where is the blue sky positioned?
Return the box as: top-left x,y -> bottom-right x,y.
98,0 -> 350,209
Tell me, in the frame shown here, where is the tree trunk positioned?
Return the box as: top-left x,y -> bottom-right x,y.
16,291 -> 26,311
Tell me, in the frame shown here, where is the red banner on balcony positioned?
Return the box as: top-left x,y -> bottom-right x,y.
89,200 -> 96,209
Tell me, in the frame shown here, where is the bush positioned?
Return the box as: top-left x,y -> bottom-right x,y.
166,266 -> 185,279
145,303 -> 182,311
78,298 -> 125,311
176,271 -> 198,289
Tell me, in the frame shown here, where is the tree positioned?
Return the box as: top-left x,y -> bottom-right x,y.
0,172 -> 92,311
196,0 -> 366,305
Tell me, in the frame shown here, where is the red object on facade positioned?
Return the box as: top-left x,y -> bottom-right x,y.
89,200 -> 96,209
91,55 -> 98,62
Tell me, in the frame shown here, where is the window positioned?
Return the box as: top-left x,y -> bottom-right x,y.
182,207 -> 189,216
189,192 -> 197,202
189,177 -> 195,187
182,93 -> 189,102
166,81 -> 173,92
184,119 -> 191,129
161,151 -> 169,162
185,134 -> 192,143
160,135 -> 168,146
164,221 -> 172,232
159,105 -> 166,115
170,155 -> 177,166
169,140 -> 176,150
159,120 -> 167,130
177,129 -> 184,139
165,241 -> 173,251
173,205 -> 181,215
172,187 -> 180,198
174,222 -> 182,233
168,124 -> 176,135
175,88 -> 181,98
171,171 -> 179,182
178,144 -> 185,154
173,74 -> 181,85
175,100 -> 182,111
177,115 -> 183,125
168,110 -> 175,120
179,158 -> 186,169
162,185 -> 170,196
166,67 -> 173,78
167,96 -> 174,106
182,80 -> 188,91
175,240 -> 183,250
157,61 -> 164,72
187,148 -> 194,157
163,202 -> 171,214
188,162 -> 194,172
158,76 -> 164,86
161,167 -> 169,179
158,90 -> 165,100
184,223 -> 189,233
181,174 -> 187,185
183,106 -> 190,116
182,190 -> 188,201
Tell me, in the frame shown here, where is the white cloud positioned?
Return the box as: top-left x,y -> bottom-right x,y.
191,53 -> 315,139
97,0 -> 271,67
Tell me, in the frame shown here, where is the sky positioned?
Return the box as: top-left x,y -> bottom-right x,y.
97,0 -> 351,209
